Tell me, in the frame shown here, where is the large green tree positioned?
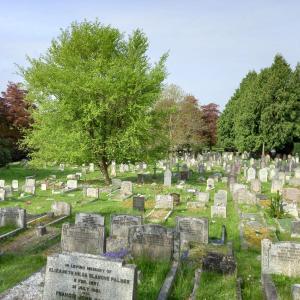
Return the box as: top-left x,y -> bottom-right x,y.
21,20 -> 167,184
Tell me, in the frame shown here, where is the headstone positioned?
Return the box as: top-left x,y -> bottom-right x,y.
128,224 -> 174,261
282,188 -> 300,203
43,252 -> 137,300
292,221 -> 300,238
59,163 -> 64,171
86,187 -> 99,198
67,179 -> 78,189
132,195 -> 145,211
0,180 -> 5,188
25,178 -> 36,187
89,163 -> 95,172
176,217 -> 209,245
51,201 -> 71,216
251,179 -> 261,194
12,180 -> 18,191
295,168 -> 300,179
155,195 -> 174,210
233,188 -> 256,205
121,181 -> 133,198
271,179 -> 283,193
196,192 -> 210,203
259,168 -> 268,182
61,223 -> 105,254
75,213 -> 105,227
170,193 -> 180,206
0,189 -> 5,201
247,167 -> 256,182
0,207 -> 26,228
110,215 -> 142,238
262,239 -> 300,277
164,169 -> 172,187
206,178 -> 214,190
24,185 -> 35,194
112,178 -> 122,190
211,205 -> 227,218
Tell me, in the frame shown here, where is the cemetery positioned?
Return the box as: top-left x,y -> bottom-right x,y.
1,4 -> 300,300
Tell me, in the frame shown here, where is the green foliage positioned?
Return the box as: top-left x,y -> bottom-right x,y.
218,55 -> 300,153
293,142 -> 300,155
21,20 -> 167,182
0,138 -> 12,167
269,191 -> 284,219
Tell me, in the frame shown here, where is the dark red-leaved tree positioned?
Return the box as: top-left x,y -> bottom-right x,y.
0,82 -> 31,161
201,103 -> 220,148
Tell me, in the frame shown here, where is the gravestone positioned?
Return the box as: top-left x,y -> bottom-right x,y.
89,163 -> 95,172
259,168 -> 268,182
86,187 -> 99,198
206,178 -> 214,190
196,192 -> 210,203
132,195 -> 145,211
112,178 -> 122,190
128,224 -> 174,261
295,168 -> 300,179
0,189 -> 5,201
155,195 -> 174,210
111,161 -> 117,177
51,201 -> 71,216
282,188 -> 300,203
24,185 -> 35,194
0,179 -> 5,188
110,215 -> 142,238
251,179 -> 261,194
137,174 -> 145,184
262,239 -> 300,277
271,179 -> 283,193
291,221 -> 300,238
61,223 -> 105,254
41,182 -> 48,191
43,252 -> 137,300
233,188 -> 256,205
247,167 -> 256,182
164,169 -> 172,187
176,217 -> 209,245
0,207 -> 26,228
170,193 -> 180,206
121,181 -> 133,198
67,179 -> 78,189
12,180 -> 18,191
292,284 -> 300,300
211,205 -> 227,218
75,213 -> 105,227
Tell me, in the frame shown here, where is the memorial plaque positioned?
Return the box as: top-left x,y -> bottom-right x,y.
61,223 -> 105,254
128,224 -> 174,260
43,252 -> 137,300
132,196 -> 145,211
262,239 -> 300,277
110,215 -> 142,238
155,195 -> 174,210
0,207 -> 26,228
176,217 -> 208,244
51,201 -> 71,216
75,213 -> 105,227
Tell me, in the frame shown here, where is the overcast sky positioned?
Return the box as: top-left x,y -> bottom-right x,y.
1,0 -> 300,109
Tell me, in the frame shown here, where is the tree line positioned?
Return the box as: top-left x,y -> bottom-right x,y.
217,55 -> 300,154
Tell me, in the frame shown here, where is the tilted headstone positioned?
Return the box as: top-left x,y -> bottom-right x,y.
61,223 -> 105,254
128,224 -> 174,261
43,252 -> 137,300
164,169 -> 172,187
155,195 -> 174,210
262,239 -> 300,277
0,207 -> 26,228
75,213 -> 105,227
51,201 -> 71,216
176,217 -> 208,245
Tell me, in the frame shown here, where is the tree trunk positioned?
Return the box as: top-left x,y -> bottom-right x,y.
99,157 -> 111,185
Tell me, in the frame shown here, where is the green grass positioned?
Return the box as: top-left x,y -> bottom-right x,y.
272,274 -> 300,300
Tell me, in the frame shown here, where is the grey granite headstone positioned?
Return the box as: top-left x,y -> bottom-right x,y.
128,224 -> 174,261
110,215 -> 142,238
132,195 -> 145,211
61,223 -> 105,254
43,252 -> 137,300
